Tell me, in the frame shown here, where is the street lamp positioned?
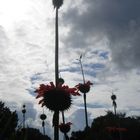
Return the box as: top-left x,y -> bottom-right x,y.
40,111 -> 47,135
22,104 -> 26,128
111,94 -> 117,115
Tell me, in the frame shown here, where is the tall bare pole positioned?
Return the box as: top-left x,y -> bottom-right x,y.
55,7 -> 59,86
52,1 -> 64,140
54,7 -> 59,140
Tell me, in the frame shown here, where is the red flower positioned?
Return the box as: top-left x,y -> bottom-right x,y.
59,122 -> 72,133
35,82 -> 80,111
106,127 -> 127,132
76,81 -> 93,93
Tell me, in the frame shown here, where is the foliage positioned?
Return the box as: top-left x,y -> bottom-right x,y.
15,128 -> 51,140
70,111 -> 140,140
0,101 -> 18,139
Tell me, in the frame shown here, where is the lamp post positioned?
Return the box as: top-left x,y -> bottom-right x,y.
22,104 -> 26,129
111,93 -> 117,116
40,111 -> 47,135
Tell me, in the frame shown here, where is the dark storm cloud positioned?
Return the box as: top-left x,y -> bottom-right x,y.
62,0 -> 140,70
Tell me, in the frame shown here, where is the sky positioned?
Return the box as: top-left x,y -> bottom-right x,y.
0,0 -> 140,138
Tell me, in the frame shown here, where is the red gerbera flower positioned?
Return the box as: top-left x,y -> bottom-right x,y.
76,81 -> 93,94
59,122 -> 72,133
35,82 -> 80,111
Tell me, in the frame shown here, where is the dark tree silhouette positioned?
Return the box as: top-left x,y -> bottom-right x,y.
15,127 -> 51,140
70,111 -> 140,140
0,101 -> 18,139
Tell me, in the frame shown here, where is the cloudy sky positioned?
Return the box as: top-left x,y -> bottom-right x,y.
0,0 -> 140,138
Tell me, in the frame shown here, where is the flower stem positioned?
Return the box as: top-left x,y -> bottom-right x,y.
79,56 -> 89,128
55,7 -> 59,86
54,7 -> 59,140
62,111 -> 68,140
79,56 -> 85,84
62,111 -> 65,123
53,111 -> 59,140
83,93 -> 89,128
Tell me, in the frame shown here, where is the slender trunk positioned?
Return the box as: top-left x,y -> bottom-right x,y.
83,93 -> 88,128
54,7 -> 59,140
